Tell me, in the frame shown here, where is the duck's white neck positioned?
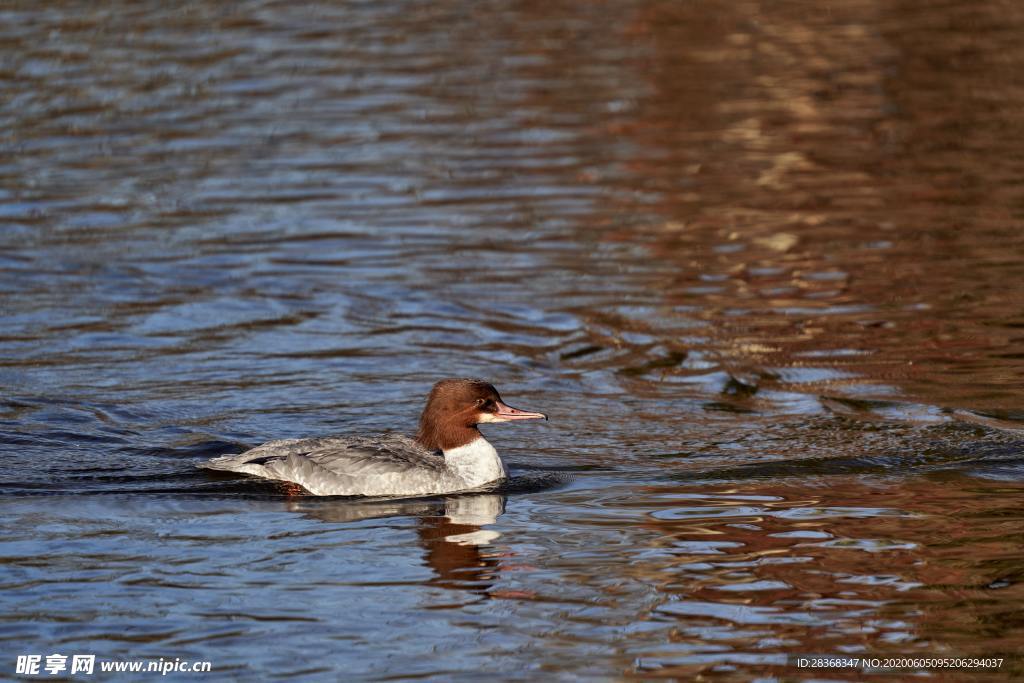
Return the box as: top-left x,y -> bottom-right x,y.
442,436 -> 507,489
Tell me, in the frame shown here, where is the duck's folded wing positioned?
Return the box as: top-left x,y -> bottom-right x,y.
201,435 -> 446,495
200,436 -> 347,472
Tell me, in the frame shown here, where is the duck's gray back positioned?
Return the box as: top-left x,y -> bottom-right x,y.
202,434 -> 450,496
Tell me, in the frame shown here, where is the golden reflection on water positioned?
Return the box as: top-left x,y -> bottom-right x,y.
536,0 -> 1024,415
574,475 -> 1024,679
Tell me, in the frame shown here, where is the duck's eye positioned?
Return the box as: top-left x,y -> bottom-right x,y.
476,398 -> 495,410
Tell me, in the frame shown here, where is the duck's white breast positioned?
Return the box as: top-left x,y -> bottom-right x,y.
440,437 -> 508,491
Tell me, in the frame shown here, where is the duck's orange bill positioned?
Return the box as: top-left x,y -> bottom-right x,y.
495,401 -> 548,421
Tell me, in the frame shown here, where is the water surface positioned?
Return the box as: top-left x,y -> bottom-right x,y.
3,0 -> 1024,680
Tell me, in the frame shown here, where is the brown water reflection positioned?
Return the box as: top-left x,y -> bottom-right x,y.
553,0 -> 1024,415
2,0 -> 1024,680
617,476 -> 1024,678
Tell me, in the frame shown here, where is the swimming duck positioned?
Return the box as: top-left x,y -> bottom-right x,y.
202,378 -> 546,497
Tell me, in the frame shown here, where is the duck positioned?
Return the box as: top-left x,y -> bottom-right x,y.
201,378 -> 547,497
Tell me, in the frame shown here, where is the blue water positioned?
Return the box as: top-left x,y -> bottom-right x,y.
4,1 -> 1024,680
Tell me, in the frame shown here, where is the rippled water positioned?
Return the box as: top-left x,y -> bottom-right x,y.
4,1 -> 1024,680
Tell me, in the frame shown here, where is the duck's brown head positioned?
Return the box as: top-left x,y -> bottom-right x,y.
415,378 -> 547,452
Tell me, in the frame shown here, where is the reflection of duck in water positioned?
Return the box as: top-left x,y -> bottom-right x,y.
417,496 -> 504,592
288,494 -> 506,594
203,379 -> 546,497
